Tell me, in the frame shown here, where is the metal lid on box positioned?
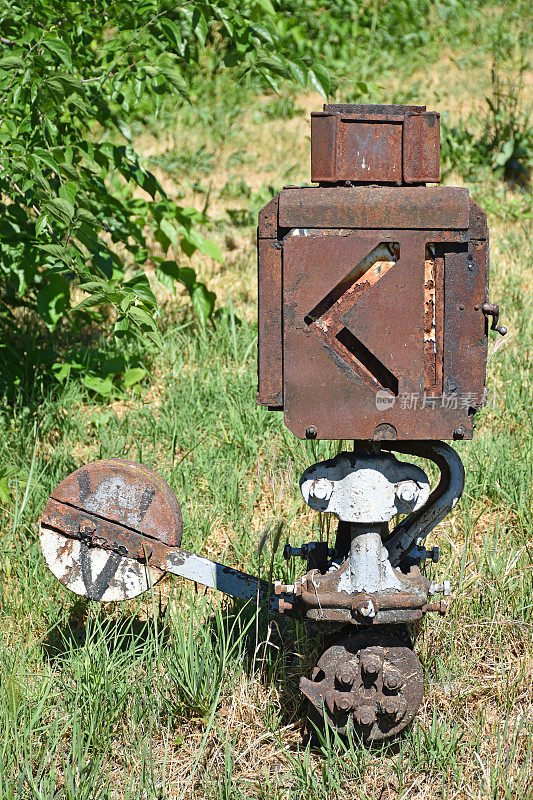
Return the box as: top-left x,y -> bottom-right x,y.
311,103 -> 440,186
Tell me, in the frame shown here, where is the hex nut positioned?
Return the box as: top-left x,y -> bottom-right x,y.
310,478 -> 333,502
352,595 -> 378,619
396,480 -> 418,504
360,651 -> 382,677
382,666 -> 403,692
356,705 -> 377,726
335,694 -> 353,713
380,696 -> 401,718
336,663 -> 358,687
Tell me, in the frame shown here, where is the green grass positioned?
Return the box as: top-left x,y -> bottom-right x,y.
0,1 -> 532,797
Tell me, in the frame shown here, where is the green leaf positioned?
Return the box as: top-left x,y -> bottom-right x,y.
0,56 -> 25,71
59,181 -> 78,205
43,37 -> 73,68
114,317 -> 130,339
38,244 -> 72,263
191,284 -> 216,322
44,198 -> 75,225
308,65 -> 330,99
181,229 -> 222,262
35,213 -> 48,236
122,274 -> 157,306
37,275 -> 70,330
123,367 -> 146,387
33,148 -> 60,173
74,292 -> 108,311
253,0 -> 276,13
192,9 -> 209,45
81,374 -> 116,398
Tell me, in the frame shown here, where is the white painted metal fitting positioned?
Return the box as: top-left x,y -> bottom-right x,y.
310,478 -> 334,501
429,580 -> 451,596
396,480 -> 418,504
359,600 -> 377,618
300,451 -> 430,523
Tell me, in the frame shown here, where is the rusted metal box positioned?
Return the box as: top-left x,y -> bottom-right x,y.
257,104 -> 490,442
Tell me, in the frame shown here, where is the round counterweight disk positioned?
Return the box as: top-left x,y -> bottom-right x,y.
300,628 -> 424,742
39,459 -> 183,601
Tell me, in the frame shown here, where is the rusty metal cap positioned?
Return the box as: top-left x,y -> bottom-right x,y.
311,103 -> 440,186
48,458 -> 183,547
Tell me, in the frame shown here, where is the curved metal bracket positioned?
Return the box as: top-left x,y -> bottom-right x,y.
380,441 -> 465,567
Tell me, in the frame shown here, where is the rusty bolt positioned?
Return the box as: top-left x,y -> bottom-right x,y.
336,694 -> 353,713
356,705 -> 377,727
453,426 -> 465,439
423,600 -> 447,615
336,663 -> 358,687
382,666 -> 403,692
380,696 -> 402,718
325,690 -> 352,714
352,595 -> 378,619
277,598 -> 293,614
360,651 -> 382,678
380,695 -> 407,720
305,425 -> 317,439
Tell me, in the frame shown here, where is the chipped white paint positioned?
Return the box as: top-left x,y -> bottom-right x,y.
337,529 -> 404,594
40,526 -> 285,611
39,527 -> 163,601
300,451 -> 430,523
83,476 -> 143,530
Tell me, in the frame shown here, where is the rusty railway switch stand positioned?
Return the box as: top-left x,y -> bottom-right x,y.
39,104 -> 506,744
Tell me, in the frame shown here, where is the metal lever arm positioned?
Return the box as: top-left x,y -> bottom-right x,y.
381,441 -> 465,566
41,499 -> 292,612
482,302 -> 507,336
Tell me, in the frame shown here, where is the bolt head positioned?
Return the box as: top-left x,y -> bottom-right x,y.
352,595 -> 378,619
383,666 -> 403,692
336,694 -> 353,712
305,425 -> 317,439
310,478 -> 333,502
380,696 -> 401,718
360,652 -> 382,677
396,481 -> 418,504
359,600 -> 376,618
336,663 -> 358,687
356,705 -> 376,726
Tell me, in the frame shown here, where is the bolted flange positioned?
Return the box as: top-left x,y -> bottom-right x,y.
300,628 -> 424,742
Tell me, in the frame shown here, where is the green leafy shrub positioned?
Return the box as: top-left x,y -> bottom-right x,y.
0,0 -> 330,393
441,4 -> 532,183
